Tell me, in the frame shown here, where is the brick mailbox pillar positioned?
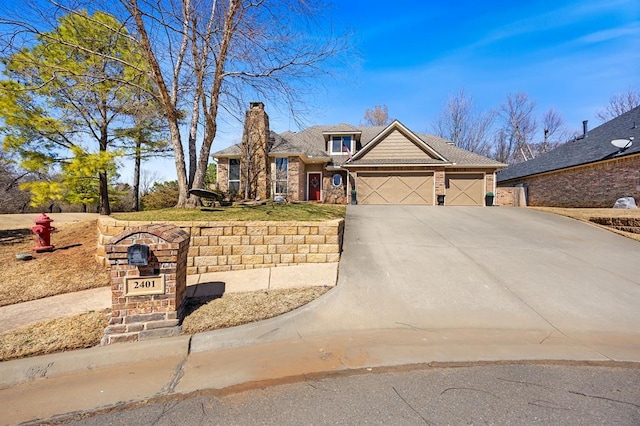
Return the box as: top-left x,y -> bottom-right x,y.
102,224 -> 190,345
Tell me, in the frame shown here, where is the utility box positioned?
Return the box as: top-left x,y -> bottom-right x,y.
103,224 -> 190,345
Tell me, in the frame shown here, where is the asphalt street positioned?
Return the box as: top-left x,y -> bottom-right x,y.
58,364 -> 640,425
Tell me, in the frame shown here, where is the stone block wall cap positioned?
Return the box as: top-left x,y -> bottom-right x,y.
106,223 -> 190,246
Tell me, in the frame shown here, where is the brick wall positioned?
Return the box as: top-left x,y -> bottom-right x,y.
103,224 -> 189,344
496,187 -> 526,207
485,172 -> 495,194
288,157 -> 302,201
97,217 -> 344,274
500,154 -> 640,207
434,169 -> 445,196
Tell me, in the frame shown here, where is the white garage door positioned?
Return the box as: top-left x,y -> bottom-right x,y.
445,174 -> 485,206
358,172 -> 434,205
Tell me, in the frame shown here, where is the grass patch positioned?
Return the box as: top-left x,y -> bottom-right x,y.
0,287 -> 330,360
0,310 -> 110,362
0,220 -> 110,307
181,286 -> 331,334
532,207 -> 640,242
111,203 -> 346,222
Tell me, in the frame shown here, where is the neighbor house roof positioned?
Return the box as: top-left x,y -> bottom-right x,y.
212,121 -> 506,168
498,106 -> 640,183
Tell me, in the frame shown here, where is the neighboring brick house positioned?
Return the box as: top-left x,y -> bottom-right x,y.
214,102 -> 506,206
498,107 -> 640,207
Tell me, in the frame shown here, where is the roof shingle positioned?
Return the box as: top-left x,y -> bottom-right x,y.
498,106 -> 640,182
212,121 -> 505,167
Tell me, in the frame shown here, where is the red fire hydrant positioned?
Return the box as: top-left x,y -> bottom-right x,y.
31,213 -> 56,252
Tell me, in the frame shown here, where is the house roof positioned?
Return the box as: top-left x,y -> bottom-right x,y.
212,120 -> 506,168
416,134 -> 506,166
498,106 -> 640,182
346,120 -> 449,166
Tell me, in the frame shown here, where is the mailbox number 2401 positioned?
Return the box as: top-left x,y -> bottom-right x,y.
133,280 -> 156,289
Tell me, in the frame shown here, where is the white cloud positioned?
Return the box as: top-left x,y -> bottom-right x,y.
571,23 -> 640,45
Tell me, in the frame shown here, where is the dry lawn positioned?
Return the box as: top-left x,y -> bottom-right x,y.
181,286 -> 331,334
531,207 -> 640,242
0,220 -> 110,307
0,287 -> 331,360
0,217 -> 332,361
0,310 -> 110,361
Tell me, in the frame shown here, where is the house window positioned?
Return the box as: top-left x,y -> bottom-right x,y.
332,173 -> 342,187
275,158 -> 288,194
331,136 -> 352,155
228,158 -> 240,193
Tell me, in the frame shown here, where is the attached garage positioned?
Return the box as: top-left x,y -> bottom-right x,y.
445,173 -> 485,206
357,172 -> 434,205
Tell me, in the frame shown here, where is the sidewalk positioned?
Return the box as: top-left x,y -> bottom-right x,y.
0,263 -> 339,333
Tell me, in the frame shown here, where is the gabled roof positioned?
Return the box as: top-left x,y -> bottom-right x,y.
212,119 -> 505,168
345,120 -> 448,166
498,106 -> 640,182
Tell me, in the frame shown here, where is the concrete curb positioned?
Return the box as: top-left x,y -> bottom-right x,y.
0,335 -> 190,389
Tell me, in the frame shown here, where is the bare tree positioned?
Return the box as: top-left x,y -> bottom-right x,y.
0,153 -> 32,213
493,92 -> 537,164
530,108 -> 568,157
122,0 -> 348,207
492,129 -> 510,164
139,169 -> 161,197
363,105 -> 391,126
432,89 -> 495,155
596,88 -> 640,122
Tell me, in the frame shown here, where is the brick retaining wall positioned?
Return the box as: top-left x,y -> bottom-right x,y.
97,217 -> 344,275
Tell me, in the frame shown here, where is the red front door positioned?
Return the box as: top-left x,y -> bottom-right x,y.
308,173 -> 322,201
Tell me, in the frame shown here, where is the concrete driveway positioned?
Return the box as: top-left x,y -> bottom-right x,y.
192,206 -> 640,362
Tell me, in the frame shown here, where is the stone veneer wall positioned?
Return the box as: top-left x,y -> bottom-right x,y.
288,157 -> 302,201
97,217 -> 344,275
240,102 -> 270,200
217,160 -> 230,193
499,154 -> 640,208
323,170 -> 347,204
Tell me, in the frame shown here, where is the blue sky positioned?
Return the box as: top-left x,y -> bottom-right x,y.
141,0 -> 640,182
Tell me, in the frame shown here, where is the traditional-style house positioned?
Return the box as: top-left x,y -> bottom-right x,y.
214,102 -> 506,206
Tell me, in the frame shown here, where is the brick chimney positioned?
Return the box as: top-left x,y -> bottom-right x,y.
240,102 -> 270,200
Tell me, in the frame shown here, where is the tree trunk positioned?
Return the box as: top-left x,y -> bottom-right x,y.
185,3 -> 240,208
99,123 -> 111,215
128,0 -> 189,208
170,118 -> 190,208
99,170 -> 111,215
133,137 -> 142,211
188,94 -> 200,189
